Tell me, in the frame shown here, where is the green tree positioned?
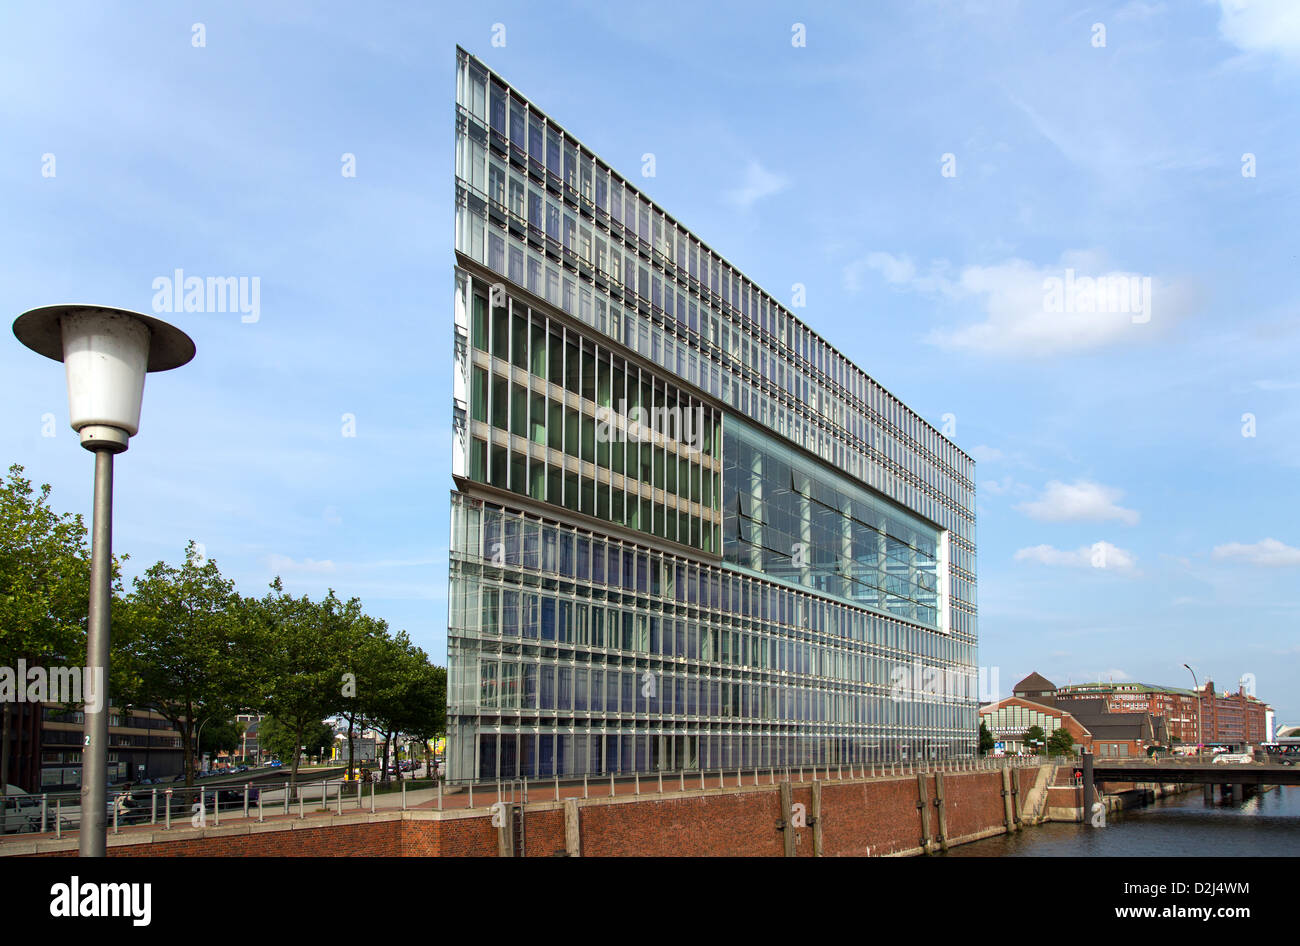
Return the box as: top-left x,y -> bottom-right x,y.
113,541 -> 249,786
197,717 -> 245,763
259,716 -> 334,767
1023,725 -> 1046,755
336,615 -> 391,777
1047,728 -> 1075,756
409,664 -> 447,779
243,581 -> 361,793
0,465 -> 98,822
366,633 -> 445,783
978,721 -> 995,755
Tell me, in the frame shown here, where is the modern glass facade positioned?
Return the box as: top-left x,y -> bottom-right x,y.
447,48 -> 978,780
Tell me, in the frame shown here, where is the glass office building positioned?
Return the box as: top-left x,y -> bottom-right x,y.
446,48 -> 978,781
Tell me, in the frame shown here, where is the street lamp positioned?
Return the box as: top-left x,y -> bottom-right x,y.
1184,664 -> 1204,759
195,716 -> 211,774
13,304 -> 194,857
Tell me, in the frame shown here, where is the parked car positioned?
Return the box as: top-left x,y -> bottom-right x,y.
1,788 -> 45,834
1212,752 -> 1253,764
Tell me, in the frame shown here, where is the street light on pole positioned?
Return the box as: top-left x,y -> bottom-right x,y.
13,305 -> 194,857
195,716 -> 211,774
1184,664 -> 1203,759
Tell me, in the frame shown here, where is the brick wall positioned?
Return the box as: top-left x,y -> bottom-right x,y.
15,765 -> 1049,858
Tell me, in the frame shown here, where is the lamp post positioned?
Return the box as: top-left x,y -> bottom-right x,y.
1184,664 -> 1203,759
195,716 -> 211,775
13,305 -> 194,857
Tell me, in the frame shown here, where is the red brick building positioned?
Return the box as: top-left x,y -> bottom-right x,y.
1197,680 -> 1269,746
979,696 -> 1092,755
1017,674 -> 1271,750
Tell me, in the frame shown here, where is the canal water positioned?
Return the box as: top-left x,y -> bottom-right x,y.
946,785 -> 1300,856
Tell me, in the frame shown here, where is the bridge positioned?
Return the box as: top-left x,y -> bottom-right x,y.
1089,758 -> 1300,786
1080,755 -> 1299,812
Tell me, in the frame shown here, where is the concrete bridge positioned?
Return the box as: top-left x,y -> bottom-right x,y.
1090,758 -> 1300,786
1082,755 -> 1299,811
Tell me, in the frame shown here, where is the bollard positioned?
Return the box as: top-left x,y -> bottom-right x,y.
584,774 -> 589,799
680,770 -> 685,792
555,776 -> 560,802
55,798 -> 62,839
658,772 -> 663,794
336,782 -> 342,815
370,781 -> 375,813
438,780 -> 443,811
323,782 -> 327,811
469,783 -> 474,808
41,793 -> 48,834
150,790 -> 157,826
403,781 -> 407,811
357,779 -> 362,810
214,790 -> 220,826
635,771 -> 640,796
113,794 -> 119,835
283,782 -> 290,816
164,790 -> 172,830
258,789 -> 264,822
610,772 -> 615,797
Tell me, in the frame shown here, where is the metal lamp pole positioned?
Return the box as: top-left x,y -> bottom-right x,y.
195,716 -> 211,774
1184,664 -> 1203,759
13,305 -> 194,856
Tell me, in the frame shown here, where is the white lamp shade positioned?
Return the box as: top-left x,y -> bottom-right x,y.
60,310 -> 152,436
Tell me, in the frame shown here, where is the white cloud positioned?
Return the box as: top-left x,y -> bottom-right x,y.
981,475 -> 1026,496
268,554 -> 337,574
1212,538 -> 1300,566
1014,542 -> 1137,571
725,160 -> 787,209
935,257 -> 1183,356
843,251 -> 954,296
1217,0 -> 1300,61
969,444 -> 1004,464
846,248 -> 1191,356
1016,480 -> 1140,525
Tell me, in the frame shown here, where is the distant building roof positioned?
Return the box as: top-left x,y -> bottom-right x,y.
1056,681 -> 1197,698
1012,672 -> 1056,694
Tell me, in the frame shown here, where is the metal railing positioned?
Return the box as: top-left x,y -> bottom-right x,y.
0,773 -> 435,842
2,754 -> 1063,842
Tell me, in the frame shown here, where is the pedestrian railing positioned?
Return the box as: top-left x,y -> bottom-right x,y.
0,772 -> 441,842
1,754 -> 1071,842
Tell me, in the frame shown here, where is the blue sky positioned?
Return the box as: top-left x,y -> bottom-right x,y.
3,1 -> 1297,724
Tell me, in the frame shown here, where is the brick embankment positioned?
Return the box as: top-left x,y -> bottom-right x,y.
5,764 -> 1052,857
